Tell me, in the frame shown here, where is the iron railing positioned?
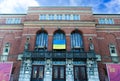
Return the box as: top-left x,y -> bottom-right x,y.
22,51 -> 96,60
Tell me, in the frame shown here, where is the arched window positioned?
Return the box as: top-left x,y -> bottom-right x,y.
71,30 -> 83,51
35,31 -> 48,50
53,30 -> 66,50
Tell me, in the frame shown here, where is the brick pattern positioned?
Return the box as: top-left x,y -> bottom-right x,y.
0,7 -> 120,81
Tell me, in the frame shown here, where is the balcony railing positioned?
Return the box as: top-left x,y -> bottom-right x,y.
22,51 -> 96,60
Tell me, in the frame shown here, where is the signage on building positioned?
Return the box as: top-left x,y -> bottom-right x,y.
0,62 -> 13,81
106,64 -> 120,81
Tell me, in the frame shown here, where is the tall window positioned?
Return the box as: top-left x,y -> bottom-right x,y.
53,65 -> 65,81
71,30 -> 83,51
74,66 -> 87,81
53,30 -> 65,40
1,43 -> 10,61
53,30 -> 66,50
31,65 -> 44,81
109,44 -> 118,62
35,31 -> 48,50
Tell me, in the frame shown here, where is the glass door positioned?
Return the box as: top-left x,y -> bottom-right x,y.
53,65 -> 66,81
74,66 -> 87,81
31,65 -> 44,81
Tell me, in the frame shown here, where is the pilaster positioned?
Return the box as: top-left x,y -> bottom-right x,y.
44,59 -> 52,81
66,59 -> 74,81
18,59 -> 32,81
87,59 -> 100,81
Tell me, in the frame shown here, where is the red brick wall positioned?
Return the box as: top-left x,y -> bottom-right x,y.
0,7 -> 120,81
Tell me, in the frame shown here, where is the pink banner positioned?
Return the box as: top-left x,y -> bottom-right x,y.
0,62 -> 13,81
106,64 -> 120,81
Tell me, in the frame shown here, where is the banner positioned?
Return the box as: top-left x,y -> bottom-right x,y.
106,64 -> 120,81
53,40 -> 66,49
0,62 -> 13,81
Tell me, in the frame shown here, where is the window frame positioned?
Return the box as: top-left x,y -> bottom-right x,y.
74,66 -> 87,81
31,65 -> 44,80
98,18 -> 114,24
6,18 -> 21,24
35,31 -> 48,50
109,44 -> 118,62
52,65 -> 66,80
70,31 -> 83,50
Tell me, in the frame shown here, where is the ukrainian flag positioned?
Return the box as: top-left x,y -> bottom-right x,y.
53,40 -> 66,49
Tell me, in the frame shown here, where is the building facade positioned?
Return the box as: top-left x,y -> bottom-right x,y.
0,6 -> 120,81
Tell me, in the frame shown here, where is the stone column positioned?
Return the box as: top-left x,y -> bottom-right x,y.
87,59 -> 100,81
44,59 -> 52,81
18,59 -> 32,81
66,59 -> 74,81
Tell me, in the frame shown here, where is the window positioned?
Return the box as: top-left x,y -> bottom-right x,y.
14,18 -> 21,24
71,30 -> 83,51
53,66 -> 65,80
57,14 -> 62,20
3,43 -> 10,53
31,65 -> 44,81
111,47 -> 116,53
35,31 -> 48,50
5,48 -> 9,53
109,44 -> 117,55
48,14 -> 54,20
53,31 -> 65,40
1,43 -> 10,61
33,66 -> 37,78
65,14 -> 71,20
73,14 -> 80,20
98,18 -> 104,24
53,30 -> 66,50
39,14 -> 80,20
6,18 -> 21,24
39,14 -> 46,20
98,18 -> 114,24
6,18 -> 12,24
109,44 -> 118,62
108,18 -> 114,24
74,66 -> 87,81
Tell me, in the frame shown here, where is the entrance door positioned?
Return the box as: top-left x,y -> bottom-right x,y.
53,65 -> 66,81
31,65 -> 44,81
74,66 -> 87,81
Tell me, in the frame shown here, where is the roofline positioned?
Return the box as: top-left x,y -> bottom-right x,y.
28,6 -> 92,8
0,14 -> 26,15
93,14 -> 120,15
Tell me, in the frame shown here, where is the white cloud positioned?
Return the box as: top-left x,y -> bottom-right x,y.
105,0 -> 120,13
69,0 -> 78,6
68,0 -> 120,14
69,0 -> 104,13
0,0 -> 39,13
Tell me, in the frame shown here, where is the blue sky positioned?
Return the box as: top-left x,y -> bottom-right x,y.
0,0 -> 120,14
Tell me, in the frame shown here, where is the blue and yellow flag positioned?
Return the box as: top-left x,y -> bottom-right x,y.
53,40 -> 66,49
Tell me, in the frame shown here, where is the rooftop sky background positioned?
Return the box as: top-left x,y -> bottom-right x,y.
0,0 -> 119,14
